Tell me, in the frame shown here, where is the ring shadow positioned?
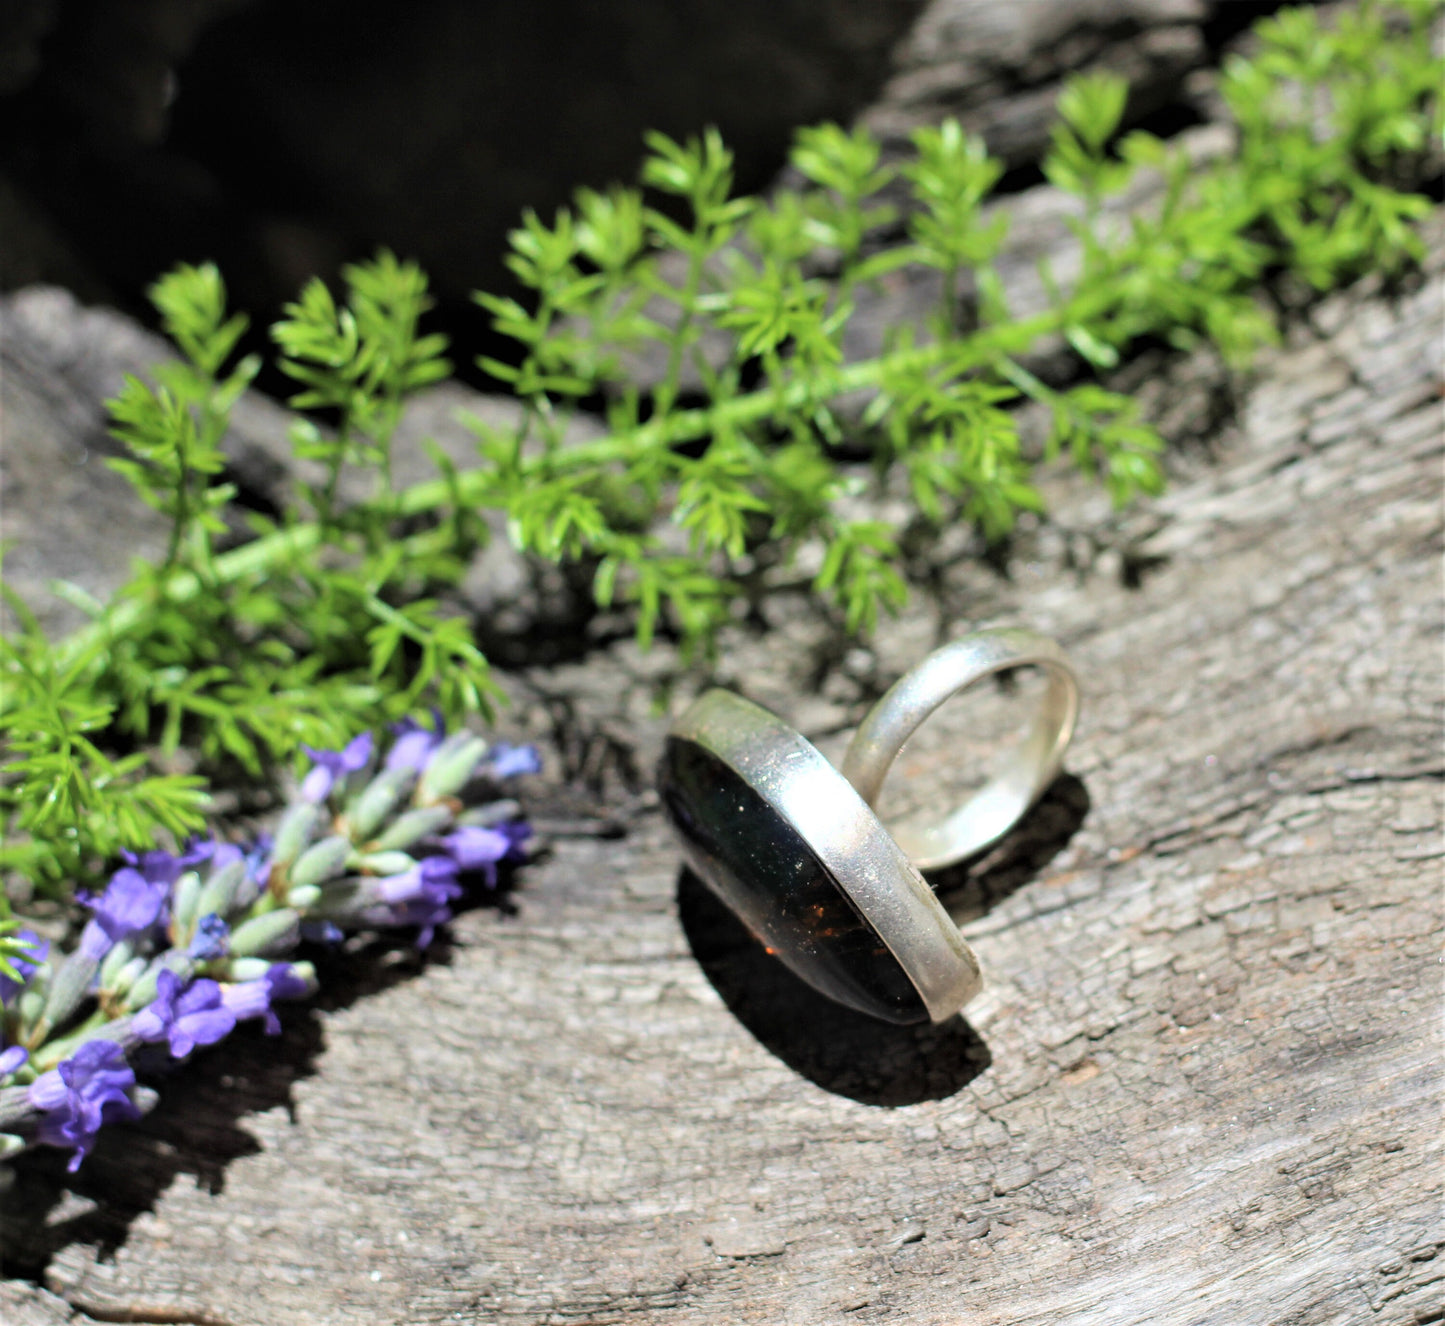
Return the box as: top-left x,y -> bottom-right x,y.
0,877 -> 516,1283
676,772 -> 1090,1108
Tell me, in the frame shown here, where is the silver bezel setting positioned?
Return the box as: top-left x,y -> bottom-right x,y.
670,690 -> 982,1023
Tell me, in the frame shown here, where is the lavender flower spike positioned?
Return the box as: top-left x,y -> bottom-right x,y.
28,1040 -> 143,1171
132,969 -> 237,1058
300,731 -> 374,804
5,716 -> 537,1171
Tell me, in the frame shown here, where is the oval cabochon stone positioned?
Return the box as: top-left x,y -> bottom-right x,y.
658,734 -> 930,1025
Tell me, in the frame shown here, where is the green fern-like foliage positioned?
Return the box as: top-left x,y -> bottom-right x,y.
0,0 -> 1439,939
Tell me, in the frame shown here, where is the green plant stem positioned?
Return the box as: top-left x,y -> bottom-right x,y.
656,244 -> 706,419
160,431 -> 196,578
26,300 -> 1082,700
319,442 -> 345,529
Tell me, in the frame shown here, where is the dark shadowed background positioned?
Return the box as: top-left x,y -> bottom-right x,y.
0,0 -> 1277,372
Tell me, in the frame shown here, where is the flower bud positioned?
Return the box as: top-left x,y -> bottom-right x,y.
345,766 -> 413,842
371,806 -> 453,852
286,884 -> 322,910
197,857 -> 247,920
271,802 -> 322,869
17,987 -> 44,1033
290,835 -> 352,889
228,909 -> 301,959
171,870 -> 203,935
98,939 -> 136,990
42,950 -> 100,1027
418,735 -> 488,804
108,955 -> 149,999
311,877 -> 374,918
227,957 -> 272,983
232,873 -> 263,914
356,851 -> 416,877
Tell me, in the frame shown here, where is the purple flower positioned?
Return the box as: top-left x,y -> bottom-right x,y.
221,963 -> 312,1035
300,732 -> 374,803
78,868 -> 171,960
77,840 -> 217,959
377,854 -> 461,906
0,1044 -> 27,1079
487,743 -> 542,779
28,1040 -> 143,1171
386,712 -> 446,773
437,825 -> 511,885
132,969 -> 237,1058
188,913 -> 230,961
1,929 -> 47,1004
122,841 -> 214,886
376,856 -> 462,947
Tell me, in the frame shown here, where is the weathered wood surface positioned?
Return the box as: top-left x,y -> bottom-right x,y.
2,200 -> 1441,1323
3,0 -> 1443,1316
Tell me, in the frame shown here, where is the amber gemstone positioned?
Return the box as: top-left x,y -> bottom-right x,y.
658,734 -> 929,1024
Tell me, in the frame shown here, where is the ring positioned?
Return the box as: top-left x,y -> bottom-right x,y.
841,629 -> 1079,871
658,628 -> 1079,1025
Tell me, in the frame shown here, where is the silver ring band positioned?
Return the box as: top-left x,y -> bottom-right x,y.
842,628 -> 1080,872
659,628 -> 1079,1024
